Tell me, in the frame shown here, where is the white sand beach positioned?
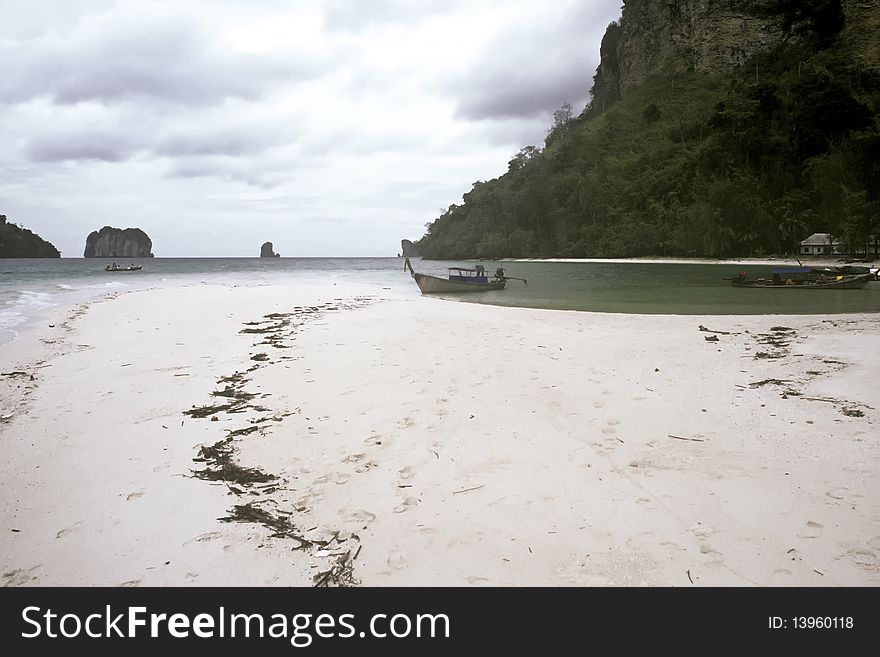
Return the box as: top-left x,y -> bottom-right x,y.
1,281 -> 878,586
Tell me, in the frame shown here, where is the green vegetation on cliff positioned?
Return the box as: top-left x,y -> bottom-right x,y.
416,3 -> 880,259
0,214 -> 61,258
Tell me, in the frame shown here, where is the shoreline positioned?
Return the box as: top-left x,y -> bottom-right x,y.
1,282 -> 878,586
505,256 -> 878,267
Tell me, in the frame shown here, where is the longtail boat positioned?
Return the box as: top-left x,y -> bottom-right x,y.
730,268 -> 871,289
405,258 -> 525,293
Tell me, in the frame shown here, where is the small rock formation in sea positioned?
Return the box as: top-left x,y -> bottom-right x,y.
0,213 -> 61,257
400,239 -> 419,257
84,226 -> 154,258
260,241 -> 280,257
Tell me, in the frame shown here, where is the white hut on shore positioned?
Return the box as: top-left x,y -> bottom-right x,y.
799,233 -> 841,256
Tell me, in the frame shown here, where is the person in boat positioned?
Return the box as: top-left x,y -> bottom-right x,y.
785,277 -> 794,286
475,264 -> 485,276
111,262 -> 118,271
495,266 -> 506,279
816,272 -> 827,284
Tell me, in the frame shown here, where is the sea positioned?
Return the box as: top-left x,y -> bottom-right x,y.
2,257 -> 879,346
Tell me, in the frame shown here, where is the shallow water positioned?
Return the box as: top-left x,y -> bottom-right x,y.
432,261 -> 880,315
2,257 -> 878,345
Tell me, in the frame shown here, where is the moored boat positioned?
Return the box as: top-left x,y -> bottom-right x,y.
405,259 -> 525,293
105,264 -> 143,272
731,268 -> 871,289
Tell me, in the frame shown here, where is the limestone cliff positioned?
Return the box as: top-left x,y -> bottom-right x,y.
589,0 -> 880,110
84,226 -> 154,258
260,241 -> 280,257
0,214 -> 61,257
591,1 -> 787,108
842,0 -> 880,69
400,239 -> 419,257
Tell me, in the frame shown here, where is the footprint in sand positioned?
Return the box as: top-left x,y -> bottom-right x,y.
590,440 -> 615,456
364,434 -> 385,447
341,508 -> 377,525
393,496 -> 418,514
331,472 -> 351,485
55,522 -> 81,539
126,490 -> 145,501
342,453 -> 378,473
119,580 -> 141,587
398,466 -> 415,481
354,459 -> 378,474
183,532 -> 224,547
826,487 -> 848,501
312,474 -> 331,485
769,568 -> 793,584
601,426 -> 617,435
607,418 -> 621,426
1,567 -> 40,587
846,548 -> 878,571
386,550 -> 407,570
798,521 -> 824,539
294,496 -> 312,512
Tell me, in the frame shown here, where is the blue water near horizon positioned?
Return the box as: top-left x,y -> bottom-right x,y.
2,257 -> 879,346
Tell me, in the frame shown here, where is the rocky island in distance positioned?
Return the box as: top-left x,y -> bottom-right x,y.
260,241 -> 280,257
0,213 -> 61,257
84,226 -> 154,258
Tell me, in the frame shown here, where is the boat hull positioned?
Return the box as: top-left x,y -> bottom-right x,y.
732,274 -> 871,289
412,273 -> 506,293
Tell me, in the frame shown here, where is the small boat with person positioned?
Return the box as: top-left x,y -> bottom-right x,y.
105,262 -> 143,272
730,267 -> 871,289
405,258 -> 526,294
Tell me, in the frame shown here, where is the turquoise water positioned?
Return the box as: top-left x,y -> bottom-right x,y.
433,261 -> 880,315
2,257 -> 878,344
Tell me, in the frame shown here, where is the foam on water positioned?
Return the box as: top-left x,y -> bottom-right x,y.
1,291 -> 58,346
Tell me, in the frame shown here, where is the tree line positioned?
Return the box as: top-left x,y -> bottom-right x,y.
416,4 -> 879,260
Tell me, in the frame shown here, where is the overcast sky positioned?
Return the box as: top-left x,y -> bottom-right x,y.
1,0 -> 622,257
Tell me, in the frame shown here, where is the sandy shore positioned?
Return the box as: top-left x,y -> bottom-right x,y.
1,281 -> 878,586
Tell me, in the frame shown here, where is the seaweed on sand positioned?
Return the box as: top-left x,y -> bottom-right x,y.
219,502 -> 311,548
192,437 -> 275,487
313,546 -> 362,587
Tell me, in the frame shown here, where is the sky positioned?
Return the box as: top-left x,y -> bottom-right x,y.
1,0 -> 623,257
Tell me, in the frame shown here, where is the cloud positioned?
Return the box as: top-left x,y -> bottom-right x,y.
453,0 -> 621,120
26,132 -> 140,163
154,120 -> 294,158
0,2 -> 332,107
164,156 -> 295,188
322,0 -> 459,31
0,0 -> 625,257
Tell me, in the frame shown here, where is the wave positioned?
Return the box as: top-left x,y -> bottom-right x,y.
83,281 -> 130,290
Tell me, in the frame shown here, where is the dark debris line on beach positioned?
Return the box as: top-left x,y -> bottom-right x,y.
736,324 -> 871,419
184,297 -> 375,587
